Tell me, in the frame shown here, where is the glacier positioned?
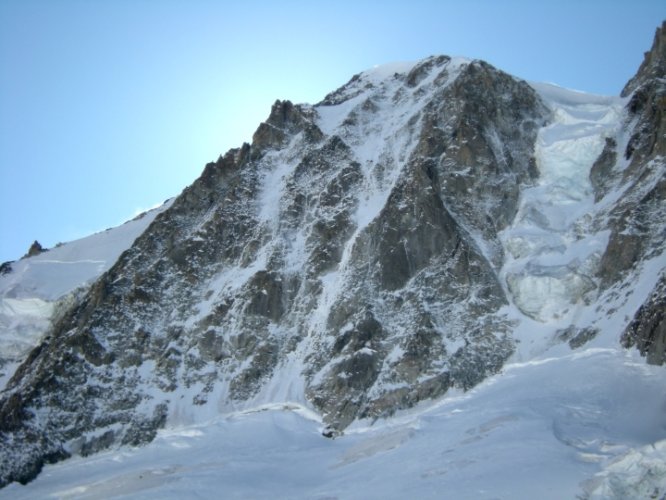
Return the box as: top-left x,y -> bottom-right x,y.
501,82 -> 624,323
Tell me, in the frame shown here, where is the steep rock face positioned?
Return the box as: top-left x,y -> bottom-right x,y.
591,22 -> 666,365
612,43 -> 666,360
303,58 -> 547,428
621,272 -> 666,365
0,56 -> 550,486
595,21 -> 666,289
0,205 -> 170,398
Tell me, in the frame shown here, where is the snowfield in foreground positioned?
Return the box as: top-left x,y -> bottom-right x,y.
2,346 -> 664,499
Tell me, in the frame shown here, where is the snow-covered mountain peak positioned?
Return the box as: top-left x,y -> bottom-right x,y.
0,29 -> 664,497
317,55 -> 473,109
362,60 -> 418,81
359,55 -> 473,84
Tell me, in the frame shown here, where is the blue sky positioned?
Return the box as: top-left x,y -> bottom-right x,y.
0,0 -> 664,263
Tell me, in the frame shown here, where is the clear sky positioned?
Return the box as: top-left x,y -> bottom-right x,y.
0,0 -> 664,263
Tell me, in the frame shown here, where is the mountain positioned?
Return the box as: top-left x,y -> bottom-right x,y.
0,22 -> 664,495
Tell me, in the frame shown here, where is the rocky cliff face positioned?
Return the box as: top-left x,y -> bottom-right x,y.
594,24 -> 665,289
611,21 -> 666,365
0,27 -> 664,487
622,273 -> 666,365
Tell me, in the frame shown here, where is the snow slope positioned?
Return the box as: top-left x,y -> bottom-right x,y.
0,201 -> 172,389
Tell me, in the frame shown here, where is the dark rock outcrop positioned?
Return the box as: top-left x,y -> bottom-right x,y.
589,137 -> 618,202
0,262 -> 12,276
622,274 -> 666,365
23,241 -> 46,259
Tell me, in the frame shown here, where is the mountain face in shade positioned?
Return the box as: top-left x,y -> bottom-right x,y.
0,22 -> 664,488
